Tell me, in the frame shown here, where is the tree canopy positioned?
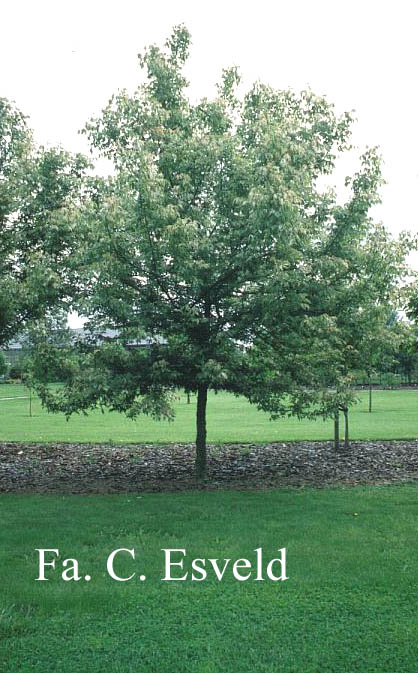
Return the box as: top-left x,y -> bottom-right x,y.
31,26 -> 409,476
0,97 -> 88,347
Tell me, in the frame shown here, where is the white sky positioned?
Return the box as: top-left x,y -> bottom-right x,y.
2,0 -> 417,269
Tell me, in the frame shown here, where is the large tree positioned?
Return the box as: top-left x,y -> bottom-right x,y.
32,26 -> 408,477
0,98 -> 88,347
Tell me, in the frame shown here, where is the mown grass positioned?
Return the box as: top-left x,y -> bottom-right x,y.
0,384 -> 417,444
1,485 -> 418,672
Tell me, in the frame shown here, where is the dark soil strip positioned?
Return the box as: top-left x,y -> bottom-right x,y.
2,440 -> 418,493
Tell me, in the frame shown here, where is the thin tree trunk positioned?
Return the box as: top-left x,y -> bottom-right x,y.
187,392 -> 190,404
368,376 -> 372,413
195,384 -> 208,479
29,388 -> 32,418
343,407 -> 349,449
334,409 -> 340,451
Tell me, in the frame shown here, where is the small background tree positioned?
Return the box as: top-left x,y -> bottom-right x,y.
0,351 -> 8,379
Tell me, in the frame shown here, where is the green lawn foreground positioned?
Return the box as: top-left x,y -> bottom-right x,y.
1,485 -> 418,672
0,385 -> 418,443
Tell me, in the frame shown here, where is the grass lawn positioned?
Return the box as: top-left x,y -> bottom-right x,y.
0,384 -> 417,444
1,485 -> 418,672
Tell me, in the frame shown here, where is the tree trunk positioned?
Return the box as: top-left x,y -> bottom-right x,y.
343,407 -> 349,449
187,392 -> 190,404
368,376 -> 372,413
334,409 -> 340,451
195,384 -> 208,479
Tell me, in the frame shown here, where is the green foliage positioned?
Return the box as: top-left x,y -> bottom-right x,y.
7,362 -> 23,380
31,27 -> 409,474
0,97 -> 89,348
391,320 -> 418,383
0,350 -> 7,377
24,317 -> 78,383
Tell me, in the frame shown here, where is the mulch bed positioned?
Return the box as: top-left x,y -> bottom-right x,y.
2,440 -> 418,493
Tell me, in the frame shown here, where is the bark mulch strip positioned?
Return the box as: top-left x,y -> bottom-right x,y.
2,440 -> 418,493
